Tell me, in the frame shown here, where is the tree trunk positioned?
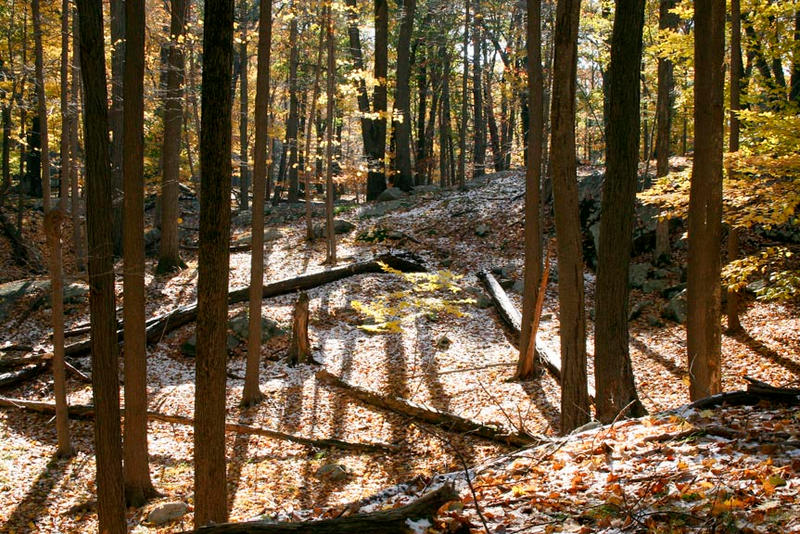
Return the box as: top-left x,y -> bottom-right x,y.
687,0 -> 724,401
792,9 -> 800,105
594,0 -> 647,423
59,0 -> 70,201
472,20 -> 485,177
243,0 -> 273,407
550,0 -> 588,434
369,0 -> 389,198
195,0 -> 234,525
32,0 -> 51,213
324,6 -> 337,264
70,9 -> 85,272
439,50 -> 452,187
457,0 -> 470,187
45,208 -> 73,457
286,12 -> 300,203
110,0 -> 124,255
158,0 -> 188,274
414,37 -> 428,185
75,0 -> 127,531
302,8 -> 326,241
288,292 -> 311,365
122,0 -> 158,506
392,0 -> 416,192
726,0 -> 743,335
517,0 -> 543,381
239,0 -> 250,211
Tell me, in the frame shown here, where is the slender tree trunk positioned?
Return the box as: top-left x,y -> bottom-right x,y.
59,0 -> 70,201
594,0 -> 647,423
370,0 -> 389,197
415,37 -> 428,185
792,9 -> 800,105
457,0 -> 470,187
195,0 -> 234,525
16,6 -> 27,233
158,0 -> 188,274
239,0 -> 250,211
439,50 -> 452,187
243,0 -> 272,407
286,12 -> 300,202
70,9 -> 84,272
76,0 -> 126,531
325,4 -> 337,264
471,21 -> 485,177
110,0 -> 124,255
727,0 -> 743,334
45,208 -> 73,457
32,0 -> 51,213
550,0 -> 588,433
303,8 -> 326,241
392,0 -> 416,191
687,0 -> 724,401
517,0 -> 543,380
122,0 -> 157,506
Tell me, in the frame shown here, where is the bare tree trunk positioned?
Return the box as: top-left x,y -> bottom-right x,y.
303,7 -> 326,241
457,0 -> 470,187
70,9 -> 84,271
414,36 -> 428,185
32,0 -> 51,213
324,4 -> 337,264
472,18 -> 485,177
158,0 -> 188,274
392,0 -> 416,191
726,0 -> 743,335
687,0 -> 724,401
195,0 -> 234,525
45,208 -> 73,458
286,11 -> 300,203
243,0 -> 273,407
439,50 -> 452,187
517,0 -> 543,381
76,0 -> 126,530
792,9 -> 800,105
122,0 -> 158,507
239,0 -> 250,211
594,0 -> 647,423
110,0 -> 124,255
550,0 -> 588,433
59,0 -> 70,201
288,292 -> 311,364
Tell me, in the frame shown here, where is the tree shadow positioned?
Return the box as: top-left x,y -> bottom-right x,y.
518,372 -> 561,431
2,452 -> 75,532
732,329 -> 800,377
411,315 -> 451,412
631,336 -> 686,379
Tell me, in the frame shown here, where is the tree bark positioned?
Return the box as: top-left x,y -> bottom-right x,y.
392,0 -> 416,191
75,0 -> 127,530
239,0 -> 250,211
687,0 -> 724,401
472,19 -> 485,177
59,0 -> 70,201
457,0 -> 470,188
517,0 -> 543,381
44,208 -> 73,457
792,9 -> 800,105
110,0 -> 124,255
727,0 -> 743,335
158,0 -> 188,274
286,11 -> 300,202
196,0 -> 235,525
324,5 -> 337,264
32,0 -> 51,213
550,0 -> 588,433
70,9 -> 85,271
302,8 -> 326,241
243,0 -> 273,407
287,292 -> 311,365
122,0 -> 158,506
594,0 -> 647,423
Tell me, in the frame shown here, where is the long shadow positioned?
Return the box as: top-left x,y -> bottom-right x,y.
518,371 -> 561,431
631,336 -> 686,379
2,452 -> 74,531
411,316 -> 451,412
733,330 -> 800,377
226,408 -> 256,514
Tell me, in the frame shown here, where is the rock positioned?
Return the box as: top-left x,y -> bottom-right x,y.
357,199 -> 405,218
475,294 -> 492,308
652,268 -> 671,279
315,463 -> 349,482
312,219 -> 356,238
146,502 -> 188,525
376,187 -> 408,202
642,279 -> 668,294
228,313 -> 285,342
511,279 -> 525,294
475,224 -> 490,237
387,230 -> 405,240
647,316 -> 665,327
180,335 -> 197,357
540,313 -> 553,321
629,300 -> 652,321
499,278 -> 514,290
661,283 -> 686,300
412,184 -> 440,194
661,289 -> 687,324
232,209 -> 252,227
628,263 -> 651,289
746,279 -> 767,295
144,228 -> 161,256
434,335 -> 452,349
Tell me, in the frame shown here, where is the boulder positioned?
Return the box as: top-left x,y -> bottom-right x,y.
474,224 -> 490,237
511,279 -> 525,294
412,184 -> 440,194
642,279 -> 668,294
661,289 -> 687,324
315,463 -> 349,482
357,199 -> 405,218
628,263 -> 651,289
629,300 -> 652,321
376,187 -> 408,202
146,502 -> 188,525
312,219 -> 356,238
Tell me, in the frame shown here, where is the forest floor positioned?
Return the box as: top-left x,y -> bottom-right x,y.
1,166 -> 799,532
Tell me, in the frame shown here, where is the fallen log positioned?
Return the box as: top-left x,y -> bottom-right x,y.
0,396 -> 396,453
316,369 -> 535,448
684,381 -> 800,411
186,483 -> 458,533
0,363 -> 48,388
64,253 -> 426,358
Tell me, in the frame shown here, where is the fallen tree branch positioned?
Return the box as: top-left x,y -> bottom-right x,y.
0,396 -> 396,453
186,483 -> 458,533
64,253 -> 426,358
477,271 -> 597,400
316,369 -> 536,448
0,363 -> 48,388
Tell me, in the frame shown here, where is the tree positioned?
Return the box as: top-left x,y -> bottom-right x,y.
110,0 -> 124,255
243,0 -> 273,407
457,0 -> 470,188
324,2 -> 337,264
238,0 -> 250,211
59,0 -> 70,200
195,0 -> 234,525
70,7 -> 85,272
44,207 -> 73,458
285,8 -> 300,202
653,0 -> 677,262
123,0 -> 158,506
550,0 -> 588,433
392,0 -> 416,191
158,0 -> 188,274
593,0 -> 646,423
687,0 -> 724,401
75,0 -> 126,531
472,14 -> 485,177
517,0 -> 543,381
726,0 -> 743,334
302,5 -> 326,241
32,0 -> 51,213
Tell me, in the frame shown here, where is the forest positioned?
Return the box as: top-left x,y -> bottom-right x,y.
0,0 -> 799,531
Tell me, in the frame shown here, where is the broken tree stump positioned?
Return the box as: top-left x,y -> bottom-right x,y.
185,483 -> 458,533
316,369 -> 537,447
288,292 -> 311,365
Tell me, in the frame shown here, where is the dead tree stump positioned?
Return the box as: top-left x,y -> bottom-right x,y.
288,292 -> 311,365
